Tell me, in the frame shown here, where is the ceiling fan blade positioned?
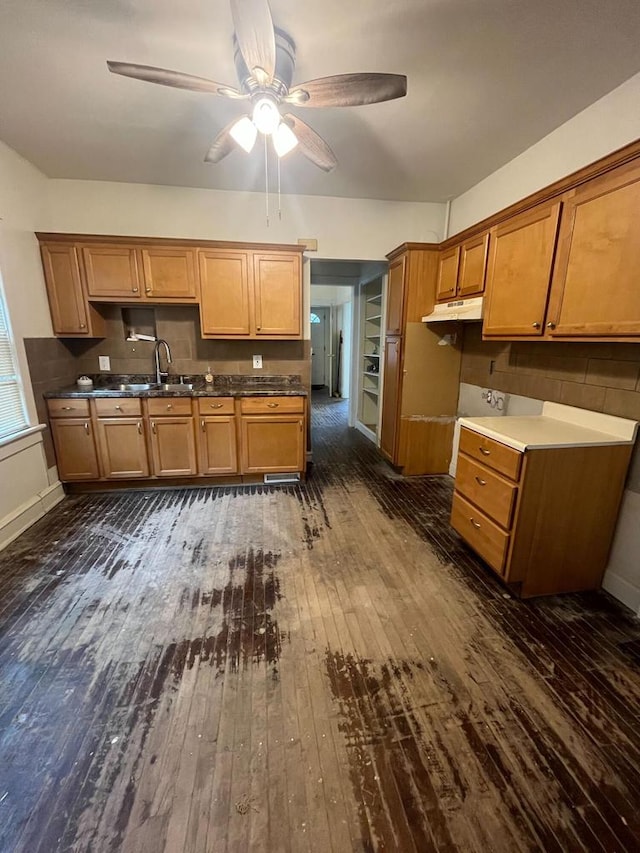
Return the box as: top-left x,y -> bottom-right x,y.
284,73 -> 407,108
107,61 -> 246,98
230,0 -> 276,82
283,114 -> 337,172
204,121 -> 240,164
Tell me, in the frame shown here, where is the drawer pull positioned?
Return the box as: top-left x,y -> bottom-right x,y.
137,421 -> 142,435
479,447 -> 491,456
267,402 -> 279,408
61,406 -> 74,411
115,405 -> 122,411
166,404 -> 173,410
474,476 -> 487,486
469,517 -> 481,529
84,422 -> 90,434
210,403 -> 223,409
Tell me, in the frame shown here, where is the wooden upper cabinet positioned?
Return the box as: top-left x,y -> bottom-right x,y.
386,256 -> 406,335
547,161 -> 640,338
81,245 -> 141,299
140,247 -> 198,301
458,232 -> 489,298
199,250 -> 251,337
483,202 -> 561,337
40,244 -> 104,337
253,252 -> 301,337
436,246 -> 459,301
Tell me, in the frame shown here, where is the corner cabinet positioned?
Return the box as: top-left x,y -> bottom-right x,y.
199,248 -> 302,339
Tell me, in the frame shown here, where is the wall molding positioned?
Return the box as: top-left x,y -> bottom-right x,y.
0,480 -> 65,552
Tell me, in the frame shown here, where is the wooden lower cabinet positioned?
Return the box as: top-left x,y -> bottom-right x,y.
95,418 -> 149,478
149,416 -> 198,477
50,418 -> 100,481
197,416 -> 238,475
451,427 -> 632,597
240,415 -> 305,474
380,336 -> 402,462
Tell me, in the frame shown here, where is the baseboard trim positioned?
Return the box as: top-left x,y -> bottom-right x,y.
0,481 -> 65,552
602,569 -> 640,616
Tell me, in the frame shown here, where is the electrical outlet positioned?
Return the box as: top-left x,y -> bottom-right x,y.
98,355 -> 111,371
252,355 -> 263,369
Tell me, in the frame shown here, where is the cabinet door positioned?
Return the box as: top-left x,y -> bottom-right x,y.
457,233 -> 489,298
197,416 -> 238,474
40,244 -> 90,336
199,251 -> 251,336
483,202 -> 561,337
547,162 -> 640,337
240,416 -> 305,473
140,247 -> 198,301
380,336 -> 402,463
96,418 -> 149,478
50,418 -> 100,481
436,246 -> 459,302
253,252 -> 302,337
149,417 -> 197,476
82,245 -> 141,299
386,256 -> 406,335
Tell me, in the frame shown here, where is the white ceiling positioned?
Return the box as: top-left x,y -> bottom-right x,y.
2,0 -> 640,202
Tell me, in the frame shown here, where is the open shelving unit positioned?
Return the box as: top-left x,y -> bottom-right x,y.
357,277 -> 384,439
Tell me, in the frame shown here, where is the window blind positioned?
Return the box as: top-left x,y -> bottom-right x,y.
0,289 -> 28,441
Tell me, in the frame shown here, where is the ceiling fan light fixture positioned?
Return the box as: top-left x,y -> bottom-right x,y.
273,121 -> 298,157
252,96 -> 281,135
229,115 -> 258,152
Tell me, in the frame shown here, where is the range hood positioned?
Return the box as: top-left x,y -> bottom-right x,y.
422,295 -> 483,323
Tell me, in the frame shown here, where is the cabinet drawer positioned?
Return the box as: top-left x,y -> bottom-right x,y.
240,396 -> 304,414
459,427 -> 522,481
455,453 -> 518,530
47,398 -> 90,418
451,491 -> 510,576
197,397 -> 235,416
94,397 -> 142,417
147,397 -> 193,417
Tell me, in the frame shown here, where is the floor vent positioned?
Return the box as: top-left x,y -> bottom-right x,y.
264,473 -> 301,484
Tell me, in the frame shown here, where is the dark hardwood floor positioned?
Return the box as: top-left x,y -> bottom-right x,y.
1,392 -> 640,851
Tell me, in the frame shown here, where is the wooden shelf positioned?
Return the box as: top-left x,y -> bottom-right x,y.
366,294 -> 382,304
363,371 -> 380,378
366,314 -> 382,321
358,274 -> 384,442
363,353 -> 380,358
363,387 -> 379,397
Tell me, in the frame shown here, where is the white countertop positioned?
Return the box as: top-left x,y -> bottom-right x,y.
459,402 -> 638,452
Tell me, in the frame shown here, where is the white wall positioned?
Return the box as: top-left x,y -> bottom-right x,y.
46,180 -> 445,261
0,142 -> 63,548
449,71 -> 640,235
310,285 -> 353,306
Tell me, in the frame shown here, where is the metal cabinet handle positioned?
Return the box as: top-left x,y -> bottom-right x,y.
532,322 -> 540,329
84,422 -> 90,434
137,421 -> 142,434
61,406 -> 74,411
210,403 -> 223,409
547,321 -> 556,330
474,476 -> 487,486
79,323 -> 86,329
151,422 -> 156,434
166,404 -> 173,410
115,405 -> 122,411
256,325 -> 261,330
479,447 -> 490,456
267,402 -> 279,408
145,287 -> 152,294
469,517 -> 481,529
132,286 -> 139,293
201,419 -> 205,432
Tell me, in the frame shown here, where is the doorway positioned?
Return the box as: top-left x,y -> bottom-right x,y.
310,307 -> 330,391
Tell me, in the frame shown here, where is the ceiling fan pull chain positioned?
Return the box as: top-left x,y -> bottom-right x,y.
278,155 -> 282,221
264,134 -> 269,228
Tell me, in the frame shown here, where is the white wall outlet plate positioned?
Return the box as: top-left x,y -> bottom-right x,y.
98,355 -> 111,371
252,355 -> 263,369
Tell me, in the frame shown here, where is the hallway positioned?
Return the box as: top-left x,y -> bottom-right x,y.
0,395 -> 639,851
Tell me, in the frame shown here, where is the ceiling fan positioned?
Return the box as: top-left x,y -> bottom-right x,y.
107,0 -> 407,173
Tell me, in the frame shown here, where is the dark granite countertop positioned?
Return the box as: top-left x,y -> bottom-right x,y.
44,374 -> 308,399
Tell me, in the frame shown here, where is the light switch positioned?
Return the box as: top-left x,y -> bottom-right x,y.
99,355 -> 111,371
252,355 -> 263,369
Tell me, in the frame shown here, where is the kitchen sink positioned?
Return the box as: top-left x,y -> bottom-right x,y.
158,382 -> 194,391
113,382 -> 159,391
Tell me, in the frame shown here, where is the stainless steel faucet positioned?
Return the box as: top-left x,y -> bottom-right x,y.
153,339 -> 172,384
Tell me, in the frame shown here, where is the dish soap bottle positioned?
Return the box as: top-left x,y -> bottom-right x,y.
204,365 -> 214,385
